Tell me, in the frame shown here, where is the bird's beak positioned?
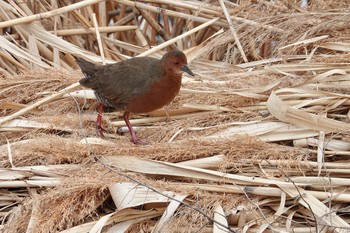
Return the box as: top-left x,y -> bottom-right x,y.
181,65 -> 194,76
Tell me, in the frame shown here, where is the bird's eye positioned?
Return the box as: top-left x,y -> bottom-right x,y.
174,61 -> 179,65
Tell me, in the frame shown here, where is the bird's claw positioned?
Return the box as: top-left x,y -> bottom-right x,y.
131,137 -> 149,145
96,124 -> 107,138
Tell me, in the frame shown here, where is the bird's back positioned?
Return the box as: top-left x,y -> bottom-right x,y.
76,57 -> 164,109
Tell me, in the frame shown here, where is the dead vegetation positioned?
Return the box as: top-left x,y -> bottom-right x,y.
1,0 -> 350,232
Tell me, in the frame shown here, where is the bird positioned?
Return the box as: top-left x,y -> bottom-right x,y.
76,50 -> 194,144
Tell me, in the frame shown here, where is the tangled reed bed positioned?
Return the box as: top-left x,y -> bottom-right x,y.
1,0 -> 350,232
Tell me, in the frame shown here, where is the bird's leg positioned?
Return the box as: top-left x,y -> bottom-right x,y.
123,112 -> 147,145
95,104 -> 106,137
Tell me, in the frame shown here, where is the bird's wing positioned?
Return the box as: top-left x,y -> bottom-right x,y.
94,57 -> 163,107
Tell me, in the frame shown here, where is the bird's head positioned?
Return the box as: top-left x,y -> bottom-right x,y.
161,50 -> 194,77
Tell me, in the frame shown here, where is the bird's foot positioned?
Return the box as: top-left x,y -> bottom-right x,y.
130,137 -> 149,145
124,111 -> 149,145
96,125 -> 107,138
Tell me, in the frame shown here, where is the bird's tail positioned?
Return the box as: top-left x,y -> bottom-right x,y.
75,57 -> 99,88
75,57 -> 97,75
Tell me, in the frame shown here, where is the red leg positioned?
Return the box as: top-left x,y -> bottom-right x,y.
123,112 -> 147,145
95,104 -> 105,137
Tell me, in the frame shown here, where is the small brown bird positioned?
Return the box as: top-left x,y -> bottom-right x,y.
76,50 -> 193,144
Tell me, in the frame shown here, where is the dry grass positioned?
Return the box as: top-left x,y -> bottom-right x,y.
1,0 -> 350,232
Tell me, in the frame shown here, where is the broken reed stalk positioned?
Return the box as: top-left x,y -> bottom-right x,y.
52,26 -> 137,36
139,0 -> 222,16
0,0 -> 104,29
91,13 -> 105,64
137,8 -> 177,50
112,111 -> 213,127
137,17 -> 220,57
218,0 -> 248,62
